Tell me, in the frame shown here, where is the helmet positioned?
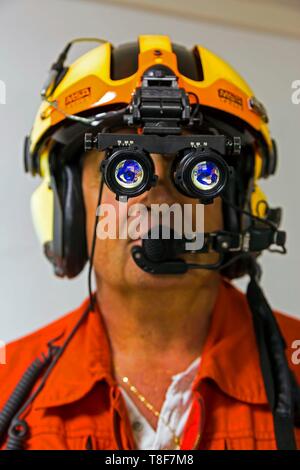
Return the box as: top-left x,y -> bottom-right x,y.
24,35 -> 279,278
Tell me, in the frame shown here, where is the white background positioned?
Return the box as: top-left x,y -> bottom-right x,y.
0,0 -> 299,342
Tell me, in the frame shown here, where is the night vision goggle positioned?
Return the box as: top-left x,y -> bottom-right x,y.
83,63 -> 242,204
84,132 -> 242,204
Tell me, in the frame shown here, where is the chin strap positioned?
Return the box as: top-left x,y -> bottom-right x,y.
246,262 -> 300,450
201,226 -> 286,254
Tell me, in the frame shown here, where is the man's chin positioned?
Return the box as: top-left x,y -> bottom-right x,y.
124,255 -> 210,291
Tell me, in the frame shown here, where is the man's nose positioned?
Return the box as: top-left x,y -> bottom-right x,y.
152,153 -> 170,177
141,153 -> 176,204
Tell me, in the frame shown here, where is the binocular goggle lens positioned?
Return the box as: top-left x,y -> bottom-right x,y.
101,147 -> 229,203
100,148 -> 157,199
191,161 -> 221,191
115,160 -> 144,189
173,151 -> 229,202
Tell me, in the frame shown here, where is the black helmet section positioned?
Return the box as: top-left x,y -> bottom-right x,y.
109,41 -> 204,82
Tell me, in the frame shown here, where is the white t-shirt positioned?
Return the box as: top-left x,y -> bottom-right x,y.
119,356 -> 201,450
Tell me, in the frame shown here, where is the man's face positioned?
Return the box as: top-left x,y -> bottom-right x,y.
81,128 -> 223,292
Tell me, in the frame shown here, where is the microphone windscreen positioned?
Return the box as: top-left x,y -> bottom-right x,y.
142,225 -> 185,262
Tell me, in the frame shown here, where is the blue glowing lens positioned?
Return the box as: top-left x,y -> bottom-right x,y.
191,161 -> 220,191
115,159 -> 144,189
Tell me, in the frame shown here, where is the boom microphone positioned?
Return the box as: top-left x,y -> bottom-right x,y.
131,225 -> 193,274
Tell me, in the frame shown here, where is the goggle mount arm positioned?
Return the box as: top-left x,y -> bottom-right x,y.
84,132 -> 241,156
123,65 -> 199,134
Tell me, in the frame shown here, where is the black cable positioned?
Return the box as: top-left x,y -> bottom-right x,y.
87,178 -> 104,310
187,91 -> 200,120
187,251 -> 250,272
221,194 -> 278,231
222,195 -> 287,255
246,265 -> 298,449
87,123 -> 118,308
0,356 -> 53,442
4,302 -> 92,450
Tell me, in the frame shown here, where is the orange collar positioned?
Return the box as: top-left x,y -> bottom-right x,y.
33,279 -> 267,410
192,279 -> 267,404
33,298 -> 115,410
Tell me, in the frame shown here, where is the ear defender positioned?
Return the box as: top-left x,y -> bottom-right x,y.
30,148 -> 54,250
54,163 -> 87,277
28,142 -> 88,278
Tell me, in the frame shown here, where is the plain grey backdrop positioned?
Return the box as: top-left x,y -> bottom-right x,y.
0,0 -> 299,342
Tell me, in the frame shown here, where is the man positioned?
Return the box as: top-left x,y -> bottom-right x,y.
0,35 -> 299,450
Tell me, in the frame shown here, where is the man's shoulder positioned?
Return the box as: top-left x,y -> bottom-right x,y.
0,298 -> 90,406
6,298 -> 90,352
274,309 -> 300,379
224,279 -> 300,377
225,279 -> 300,335
275,308 -> 300,336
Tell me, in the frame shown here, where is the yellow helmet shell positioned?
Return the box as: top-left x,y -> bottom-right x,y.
30,35 -> 273,159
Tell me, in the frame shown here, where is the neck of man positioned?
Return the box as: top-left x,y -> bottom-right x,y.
95,273 -> 221,378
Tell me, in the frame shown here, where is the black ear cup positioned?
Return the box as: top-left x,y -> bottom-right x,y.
50,163 -> 88,278
62,164 -> 88,277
